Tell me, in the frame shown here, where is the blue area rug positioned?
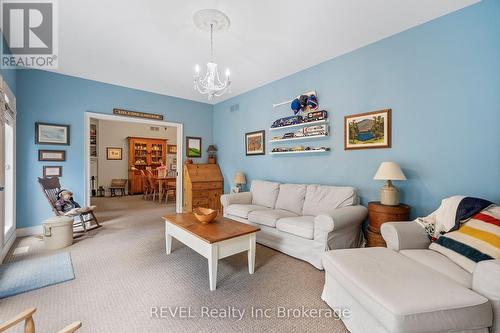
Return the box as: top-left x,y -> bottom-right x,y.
0,252 -> 75,299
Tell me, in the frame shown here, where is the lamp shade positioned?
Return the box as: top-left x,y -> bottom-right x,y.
207,145 -> 217,153
373,162 -> 407,181
233,171 -> 246,184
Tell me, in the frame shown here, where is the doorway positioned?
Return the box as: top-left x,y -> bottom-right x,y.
0,75 -> 16,260
84,112 -> 183,213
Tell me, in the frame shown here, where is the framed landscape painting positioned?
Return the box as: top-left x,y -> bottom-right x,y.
35,123 -> 70,145
186,137 -> 202,158
344,109 -> 391,150
245,130 -> 265,156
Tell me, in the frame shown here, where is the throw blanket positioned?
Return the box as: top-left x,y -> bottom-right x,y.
417,196 -> 493,239
429,204 -> 500,273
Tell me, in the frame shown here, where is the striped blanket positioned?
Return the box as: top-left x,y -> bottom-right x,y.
429,204 -> 500,273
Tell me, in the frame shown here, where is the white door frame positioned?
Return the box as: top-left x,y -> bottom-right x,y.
0,74 -> 17,262
84,112 -> 184,213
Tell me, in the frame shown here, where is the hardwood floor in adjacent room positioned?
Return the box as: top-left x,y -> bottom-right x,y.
1,196 -> 346,332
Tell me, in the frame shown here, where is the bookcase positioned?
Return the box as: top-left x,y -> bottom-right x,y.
127,137 -> 167,194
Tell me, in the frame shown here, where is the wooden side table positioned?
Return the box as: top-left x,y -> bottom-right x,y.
366,201 -> 411,247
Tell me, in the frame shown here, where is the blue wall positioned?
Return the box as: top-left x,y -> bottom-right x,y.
16,70 -> 212,228
213,0 -> 500,218
1,35 -> 16,94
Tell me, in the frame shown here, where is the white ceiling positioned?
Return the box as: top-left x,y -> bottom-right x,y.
54,0 -> 479,104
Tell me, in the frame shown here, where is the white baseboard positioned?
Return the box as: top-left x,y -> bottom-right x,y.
16,225 -> 43,237
1,232 -> 16,262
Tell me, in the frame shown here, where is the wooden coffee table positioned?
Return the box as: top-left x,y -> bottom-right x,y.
162,213 -> 260,291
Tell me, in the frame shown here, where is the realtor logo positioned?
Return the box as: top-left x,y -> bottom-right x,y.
1,0 -> 58,69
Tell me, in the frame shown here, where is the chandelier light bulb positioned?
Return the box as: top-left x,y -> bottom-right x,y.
194,64 -> 200,74
225,68 -> 230,77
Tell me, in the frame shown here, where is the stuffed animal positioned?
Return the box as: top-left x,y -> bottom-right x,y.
56,189 -> 96,216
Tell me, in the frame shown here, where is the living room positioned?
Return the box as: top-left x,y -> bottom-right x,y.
0,1 -> 499,332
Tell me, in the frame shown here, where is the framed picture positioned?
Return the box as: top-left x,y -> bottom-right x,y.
186,137 -> 202,158
167,144 -> 177,154
35,122 -> 70,145
106,147 -> 123,160
43,166 -> 62,177
344,109 -> 391,150
38,150 -> 66,161
245,130 -> 265,156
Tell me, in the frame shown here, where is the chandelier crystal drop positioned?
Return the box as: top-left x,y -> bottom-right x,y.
193,9 -> 231,100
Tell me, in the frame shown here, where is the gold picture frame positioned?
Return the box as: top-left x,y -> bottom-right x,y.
344,109 -> 391,150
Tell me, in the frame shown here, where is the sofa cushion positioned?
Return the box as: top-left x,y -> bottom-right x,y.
226,204 -> 268,219
302,185 -> 357,216
322,248 -> 492,332
276,216 -> 315,239
400,249 -> 472,288
275,184 -> 307,215
248,209 -> 297,228
250,180 -> 280,208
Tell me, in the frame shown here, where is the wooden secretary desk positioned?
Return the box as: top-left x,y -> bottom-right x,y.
183,163 -> 223,213
127,137 -> 167,194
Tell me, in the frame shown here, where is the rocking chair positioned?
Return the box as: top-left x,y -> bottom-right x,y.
37,177 -> 100,233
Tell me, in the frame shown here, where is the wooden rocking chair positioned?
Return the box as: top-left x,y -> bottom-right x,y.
0,307 -> 81,333
37,177 -> 100,233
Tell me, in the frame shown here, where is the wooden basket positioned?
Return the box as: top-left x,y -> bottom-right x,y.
193,207 -> 218,224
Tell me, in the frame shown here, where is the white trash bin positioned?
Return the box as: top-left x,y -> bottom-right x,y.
43,216 -> 74,250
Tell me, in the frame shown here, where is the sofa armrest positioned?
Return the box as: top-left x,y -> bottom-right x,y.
314,205 -> 367,241
381,222 -> 430,251
220,192 -> 252,208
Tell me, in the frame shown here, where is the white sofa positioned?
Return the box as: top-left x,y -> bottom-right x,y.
220,180 -> 367,269
321,221 -> 499,333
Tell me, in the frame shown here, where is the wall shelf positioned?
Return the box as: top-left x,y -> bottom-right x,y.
269,119 -> 328,131
270,149 -> 330,155
270,134 -> 328,143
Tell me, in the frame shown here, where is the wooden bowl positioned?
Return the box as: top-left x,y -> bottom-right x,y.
193,207 -> 218,224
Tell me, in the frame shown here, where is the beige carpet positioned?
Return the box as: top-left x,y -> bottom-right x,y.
0,196 -> 347,332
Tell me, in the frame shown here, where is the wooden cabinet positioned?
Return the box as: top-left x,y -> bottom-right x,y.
366,201 -> 411,247
183,164 -> 223,213
127,137 -> 167,194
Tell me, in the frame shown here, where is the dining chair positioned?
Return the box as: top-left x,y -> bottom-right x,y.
146,170 -> 160,202
140,170 -> 150,199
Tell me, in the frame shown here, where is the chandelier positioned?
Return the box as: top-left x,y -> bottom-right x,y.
193,9 -> 231,100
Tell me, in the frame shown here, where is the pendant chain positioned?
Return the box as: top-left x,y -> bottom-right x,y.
210,24 -> 214,60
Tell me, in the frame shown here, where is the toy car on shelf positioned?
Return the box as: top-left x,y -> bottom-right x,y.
304,146 -> 330,151
292,146 -> 305,151
271,115 -> 304,128
304,110 -> 328,123
282,132 -> 296,139
303,124 -> 328,136
271,147 -> 292,152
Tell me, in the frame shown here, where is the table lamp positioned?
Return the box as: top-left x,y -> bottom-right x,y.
233,171 -> 246,192
373,162 -> 407,206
